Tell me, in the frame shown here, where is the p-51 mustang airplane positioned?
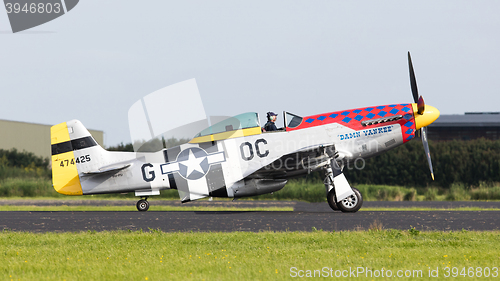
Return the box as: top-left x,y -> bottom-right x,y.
51,52 -> 439,212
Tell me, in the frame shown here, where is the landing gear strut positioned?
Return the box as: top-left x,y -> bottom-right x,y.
325,170 -> 339,211
325,169 -> 363,212
323,147 -> 363,212
136,197 -> 149,212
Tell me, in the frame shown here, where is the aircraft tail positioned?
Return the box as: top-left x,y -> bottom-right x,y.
51,120 -> 107,195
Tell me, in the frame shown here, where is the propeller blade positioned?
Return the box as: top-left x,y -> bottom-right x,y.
421,126 -> 434,180
408,52 -> 435,180
408,51 -> 419,103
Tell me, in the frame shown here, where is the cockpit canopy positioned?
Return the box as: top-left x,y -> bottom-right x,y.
190,112 -> 262,143
189,111 -> 304,143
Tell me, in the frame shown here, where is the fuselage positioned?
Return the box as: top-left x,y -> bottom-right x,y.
53,102 -> 439,200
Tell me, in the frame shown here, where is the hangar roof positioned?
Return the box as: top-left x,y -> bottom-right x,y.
429,113 -> 500,128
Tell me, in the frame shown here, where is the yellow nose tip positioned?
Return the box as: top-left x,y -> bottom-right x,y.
412,104 -> 440,130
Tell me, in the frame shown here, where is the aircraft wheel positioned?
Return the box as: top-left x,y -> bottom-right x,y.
337,187 -> 363,213
326,189 -> 339,211
136,199 -> 149,212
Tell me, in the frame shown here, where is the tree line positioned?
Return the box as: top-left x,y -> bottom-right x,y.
0,148 -> 49,169
0,148 -> 51,180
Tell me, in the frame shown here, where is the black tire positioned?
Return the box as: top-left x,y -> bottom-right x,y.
136,199 -> 149,212
327,189 -> 340,211
336,187 -> 363,213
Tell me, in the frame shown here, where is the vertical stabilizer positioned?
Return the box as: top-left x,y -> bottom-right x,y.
51,120 -> 104,195
51,121 -> 83,195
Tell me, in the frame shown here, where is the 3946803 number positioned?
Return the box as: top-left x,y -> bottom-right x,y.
443,267 -> 498,278
5,2 -> 61,14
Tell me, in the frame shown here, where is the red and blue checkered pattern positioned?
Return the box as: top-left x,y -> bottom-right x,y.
287,103 -> 416,143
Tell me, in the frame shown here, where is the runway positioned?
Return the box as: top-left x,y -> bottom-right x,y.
1,200 -> 499,232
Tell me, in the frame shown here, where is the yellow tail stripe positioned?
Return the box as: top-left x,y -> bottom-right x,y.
51,122 -> 83,195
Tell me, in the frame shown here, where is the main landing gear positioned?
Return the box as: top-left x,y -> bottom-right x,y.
323,155 -> 363,213
327,187 -> 363,213
136,197 -> 149,212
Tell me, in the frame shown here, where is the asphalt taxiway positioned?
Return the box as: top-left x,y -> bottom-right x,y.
1,200 -> 499,232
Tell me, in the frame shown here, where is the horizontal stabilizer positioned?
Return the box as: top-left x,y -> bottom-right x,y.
83,164 -> 131,175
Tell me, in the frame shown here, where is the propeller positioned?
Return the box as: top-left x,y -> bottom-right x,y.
408,51 -> 435,180
421,126 -> 434,180
408,52 -> 419,104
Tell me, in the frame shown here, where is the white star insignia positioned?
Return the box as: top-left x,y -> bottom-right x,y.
183,149 -> 205,178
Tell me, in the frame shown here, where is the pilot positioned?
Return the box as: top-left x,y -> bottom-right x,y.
264,112 -> 278,132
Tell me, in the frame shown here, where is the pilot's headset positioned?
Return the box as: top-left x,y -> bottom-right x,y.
267,112 -> 273,121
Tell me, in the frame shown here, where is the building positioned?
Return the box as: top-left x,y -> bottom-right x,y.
0,119 -> 104,159
427,112 -> 500,141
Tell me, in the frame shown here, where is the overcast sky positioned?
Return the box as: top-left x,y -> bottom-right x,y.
1,1 -> 499,146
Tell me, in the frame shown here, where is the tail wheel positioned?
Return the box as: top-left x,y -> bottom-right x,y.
136,199 -> 149,212
337,187 -> 363,213
327,189 -> 340,211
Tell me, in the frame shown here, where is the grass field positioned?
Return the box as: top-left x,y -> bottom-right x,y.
1,230 -> 499,280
